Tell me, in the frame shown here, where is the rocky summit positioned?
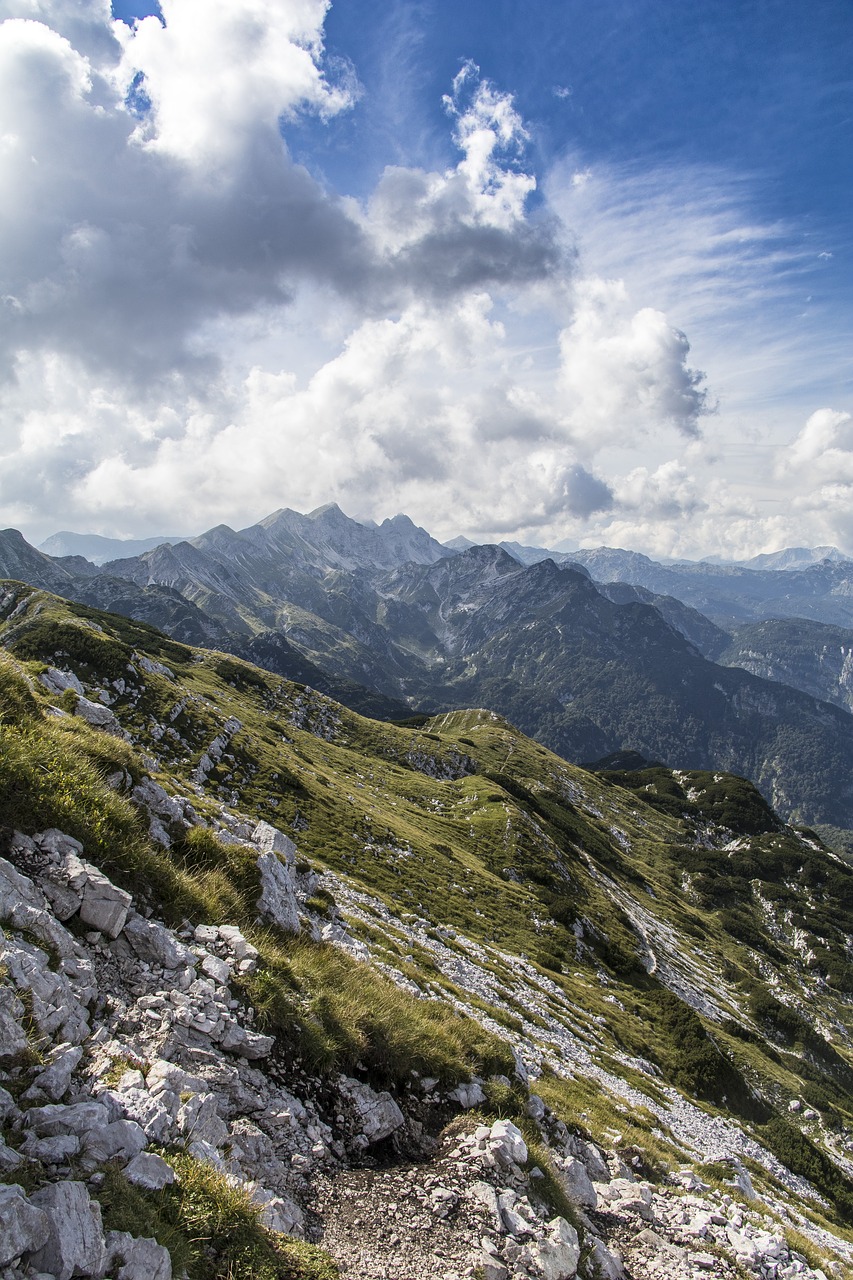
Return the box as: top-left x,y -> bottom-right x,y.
3,579 -> 853,1280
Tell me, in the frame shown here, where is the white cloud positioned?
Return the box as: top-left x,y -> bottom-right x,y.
0,0 -> 847,562
557,277 -> 707,447
113,0 -> 355,168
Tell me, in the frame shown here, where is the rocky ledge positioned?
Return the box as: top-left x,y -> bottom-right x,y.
0,815 -> 845,1280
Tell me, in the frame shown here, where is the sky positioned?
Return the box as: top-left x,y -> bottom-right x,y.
0,0 -> 851,557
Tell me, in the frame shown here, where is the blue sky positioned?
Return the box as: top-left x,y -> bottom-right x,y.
0,0 -> 851,554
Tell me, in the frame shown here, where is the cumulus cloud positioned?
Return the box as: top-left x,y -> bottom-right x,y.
558,277 -> 707,446
2,0 -> 813,559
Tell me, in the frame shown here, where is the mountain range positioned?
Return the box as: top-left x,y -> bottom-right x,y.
5,506 -> 853,830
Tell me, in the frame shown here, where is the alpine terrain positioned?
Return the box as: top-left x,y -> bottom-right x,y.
3,580 -> 853,1279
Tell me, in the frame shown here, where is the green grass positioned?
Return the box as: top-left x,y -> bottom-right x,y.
96,1157 -> 339,1280
7,582 -> 853,1249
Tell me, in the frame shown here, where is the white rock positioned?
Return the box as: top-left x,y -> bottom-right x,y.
20,1132 -> 81,1162
0,987 -> 29,1058
29,1181 -> 106,1280
339,1076 -> 405,1143
201,953 -> 231,984
123,913 -> 195,969
529,1217 -> 580,1280
78,865 -> 132,938
488,1119 -> 528,1167
586,1238 -> 624,1279
124,1152 -> 176,1191
448,1080 -> 487,1109
30,1043 -> 83,1102
39,667 -> 85,696
256,852 -> 300,934
82,1118 -> 147,1167
75,696 -> 124,734
253,821 -> 296,864
178,1093 -> 229,1147
105,1230 -> 173,1280
0,1184 -> 50,1268
468,1181 -> 503,1232
218,1021 -> 274,1059
111,1088 -> 173,1142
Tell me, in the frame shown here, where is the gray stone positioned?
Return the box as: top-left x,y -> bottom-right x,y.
75,696 -> 124,735
529,1217 -> 580,1280
109,1087 -> 172,1142
29,1182 -> 106,1280
0,1086 -> 17,1120
587,1238 -> 624,1279
123,913 -> 194,969
82,1117 -> 147,1166
0,1137 -> 23,1173
30,1043 -> 83,1101
20,1132 -> 81,1162
0,1184 -> 51,1267
26,1100 -> 113,1137
105,1230 -> 172,1280
218,1021 -> 274,1059
468,1182 -> 503,1232
177,1093 -> 229,1147
79,867 -> 132,938
339,1075 -> 404,1143
39,668 -> 85,697
0,987 -> 28,1059
201,953 -> 231,984
256,852 -> 300,934
488,1119 -> 528,1167
558,1156 -> 598,1209
448,1080 -> 487,1109
252,821 -> 296,864
124,1152 -> 176,1191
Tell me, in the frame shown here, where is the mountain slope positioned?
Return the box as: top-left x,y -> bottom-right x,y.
2,583 -> 853,1278
719,617 -> 853,714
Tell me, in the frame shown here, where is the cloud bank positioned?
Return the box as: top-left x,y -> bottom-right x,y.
0,0 -> 845,556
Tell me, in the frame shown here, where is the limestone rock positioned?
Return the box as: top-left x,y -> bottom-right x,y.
75,696 -> 124,735
528,1216 -> 580,1280
253,820 -> 297,864
557,1156 -> 598,1209
78,864 -> 132,937
256,851 -> 300,934
339,1076 -> 405,1144
124,1151 -> 176,1191
123,912 -> 195,969
29,1181 -> 106,1280
0,1184 -> 50,1267
105,1230 -> 173,1280
488,1119 -> 528,1167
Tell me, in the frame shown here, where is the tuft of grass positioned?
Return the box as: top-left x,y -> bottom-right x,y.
96,1156 -> 339,1280
242,933 -> 516,1086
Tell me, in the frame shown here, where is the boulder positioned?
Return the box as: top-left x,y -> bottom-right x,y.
29,1181 -> 106,1280
488,1119 -> 528,1167
253,821 -> 297,864
123,913 -> 195,969
0,1184 -> 50,1267
558,1156 -> 598,1209
124,1152 -> 176,1191
529,1217 -> 580,1280
78,865 -> 132,938
82,1117 -> 147,1167
30,1042 -> 83,1101
256,852 -> 300,934
339,1076 -> 405,1144
448,1079 -> 487,1109
218,1021 -> 274,1059
105,1230 -> 172,1280
0,986 -> 29,1059
75,696 -> 124,735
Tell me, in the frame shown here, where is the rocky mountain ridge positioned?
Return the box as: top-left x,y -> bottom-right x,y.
8,511 -> 853,830
3,583 -> 853,1277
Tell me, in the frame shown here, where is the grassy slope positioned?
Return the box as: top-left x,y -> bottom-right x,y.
4,581 -> 853,1232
